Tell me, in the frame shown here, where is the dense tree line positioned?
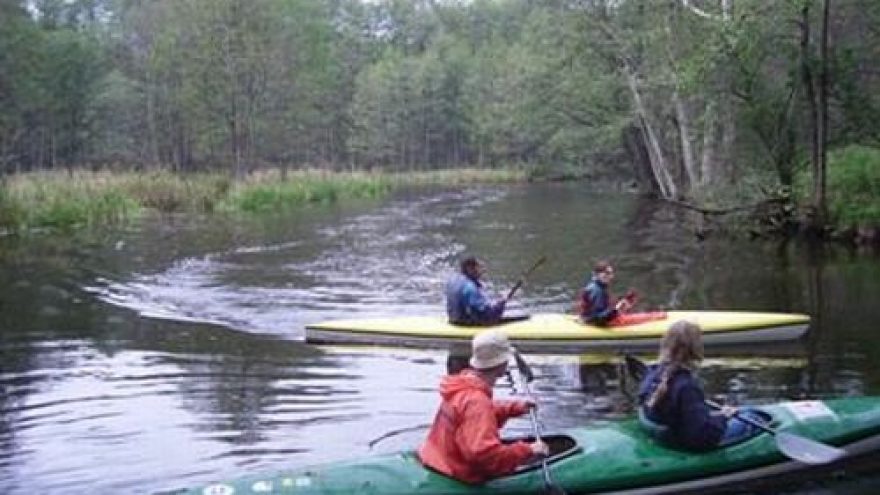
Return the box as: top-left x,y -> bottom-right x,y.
1,0 -> 878,209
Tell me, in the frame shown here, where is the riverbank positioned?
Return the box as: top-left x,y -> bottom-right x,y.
674,145 -> 880,247
0,168 -> 528,233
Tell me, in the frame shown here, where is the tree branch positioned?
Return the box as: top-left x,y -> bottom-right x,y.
664,197 -> 787,216
680,0 -> 718,20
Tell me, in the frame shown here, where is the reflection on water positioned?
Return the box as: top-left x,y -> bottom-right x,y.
0,183 -> 879,494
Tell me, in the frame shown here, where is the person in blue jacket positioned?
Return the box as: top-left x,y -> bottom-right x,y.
638,320 -> 764,451
578,260 -> 633,325
446,256 -> 506,326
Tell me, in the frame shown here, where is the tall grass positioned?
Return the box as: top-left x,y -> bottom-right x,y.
222,170 -> 392,213
0,167 -> 529,232
387,168 -> 528,186
121,172 -> 232,212
1,171 -> 141,231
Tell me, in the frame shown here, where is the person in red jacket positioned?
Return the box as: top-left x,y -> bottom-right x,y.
418,329 -> 549,484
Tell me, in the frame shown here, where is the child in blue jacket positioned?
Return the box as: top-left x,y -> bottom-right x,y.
638,320 -> 764,450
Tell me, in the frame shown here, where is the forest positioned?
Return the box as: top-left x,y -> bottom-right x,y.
1,0 -> 878,236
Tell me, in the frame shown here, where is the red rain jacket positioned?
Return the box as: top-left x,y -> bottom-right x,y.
417,369 -> 533,484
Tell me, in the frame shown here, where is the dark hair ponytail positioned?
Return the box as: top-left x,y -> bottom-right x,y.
645,363 -> 677,409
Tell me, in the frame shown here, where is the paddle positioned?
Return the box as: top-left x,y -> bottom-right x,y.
367,423 -> 432,449
622,354 -> 846,465
505,256 -> 547,302
513,350 -> 567,495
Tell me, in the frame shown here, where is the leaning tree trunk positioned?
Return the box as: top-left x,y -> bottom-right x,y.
624,67 -> 677,199
700,100 -> 718,187
596,15 -> 677,198
622,123 -> 660,195
664,18 -> 699,192
672,87 -> 699,191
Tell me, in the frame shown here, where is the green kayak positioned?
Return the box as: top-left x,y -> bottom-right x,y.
183,396 -> 880,495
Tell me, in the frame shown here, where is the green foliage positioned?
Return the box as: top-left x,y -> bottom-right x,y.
0,183 -> 25,231
2,172 -> 141,231
34,190 -> 139,229
825,146 -> 880,224
795,145 -> 880,224
0,6 -> 106,169
121,172 -> 232,213
224,173 -> 393,213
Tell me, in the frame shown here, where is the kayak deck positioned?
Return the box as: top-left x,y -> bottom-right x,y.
305,310 -> 810,351
183,397 -> 880,495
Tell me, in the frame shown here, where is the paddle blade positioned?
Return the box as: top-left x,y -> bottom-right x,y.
775,432 -> 846,465
513,350 -> 534,383
623,353 -> 648,381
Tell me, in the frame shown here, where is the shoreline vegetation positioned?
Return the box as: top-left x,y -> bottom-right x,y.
1,154 -> 876,247
656,144 -> 879,247
0,168 -> 529,233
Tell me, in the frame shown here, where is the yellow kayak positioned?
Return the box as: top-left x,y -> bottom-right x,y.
305,311 -> 810,352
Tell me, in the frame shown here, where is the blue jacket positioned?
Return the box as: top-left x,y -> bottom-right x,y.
446,273 -> 505,325
638,363 -> 726,451
580,276 -> 618,325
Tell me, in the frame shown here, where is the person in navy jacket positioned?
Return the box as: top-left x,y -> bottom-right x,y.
578,260 -> 633,325
638,320 -> 762,451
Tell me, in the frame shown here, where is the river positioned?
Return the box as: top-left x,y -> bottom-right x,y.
1,183 -> 879,494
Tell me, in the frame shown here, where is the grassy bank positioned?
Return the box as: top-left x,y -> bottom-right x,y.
794,145 -> 880,227
0,168 -> 528,232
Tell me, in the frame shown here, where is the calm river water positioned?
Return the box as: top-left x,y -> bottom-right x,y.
1,183 -> 879,494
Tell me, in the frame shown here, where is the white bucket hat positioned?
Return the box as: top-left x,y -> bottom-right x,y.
469,329 -> 513,370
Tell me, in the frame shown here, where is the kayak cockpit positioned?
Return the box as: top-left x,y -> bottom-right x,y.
508,434 -> 581,473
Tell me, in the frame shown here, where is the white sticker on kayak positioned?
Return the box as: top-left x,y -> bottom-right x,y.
784,400 -> 837,421
202,484 -> 235,495
252,480 -> 272,492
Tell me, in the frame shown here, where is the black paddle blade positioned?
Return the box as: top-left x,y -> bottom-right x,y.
513,350 -> 534,383
623,353 -> 648,381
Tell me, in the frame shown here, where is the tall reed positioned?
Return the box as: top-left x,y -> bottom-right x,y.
222,170 -> 392,212
0,167 -> 529,232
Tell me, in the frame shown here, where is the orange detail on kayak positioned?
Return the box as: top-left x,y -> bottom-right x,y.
609,311 -> 669,327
